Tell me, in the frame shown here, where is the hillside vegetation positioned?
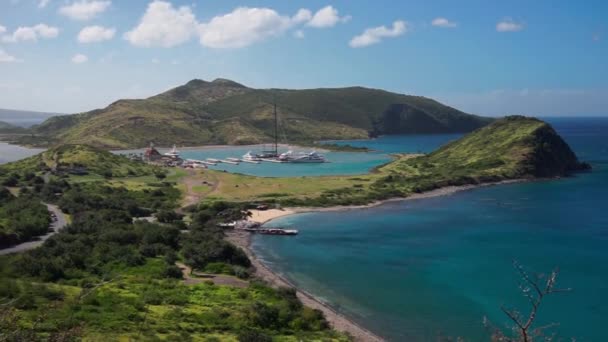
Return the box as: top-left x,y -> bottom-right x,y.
24,78 -> 492,148
0,120 -> 24,133
199,116 -> 589,206
2,144 -> 160,178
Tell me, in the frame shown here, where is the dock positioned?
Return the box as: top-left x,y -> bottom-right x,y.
186,159 -> 217,166
244,228 -> 298,235
260,158 -> 286,163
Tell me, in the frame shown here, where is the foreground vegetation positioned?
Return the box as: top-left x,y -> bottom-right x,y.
0,188 -> 50,248
0,150 -> 347,341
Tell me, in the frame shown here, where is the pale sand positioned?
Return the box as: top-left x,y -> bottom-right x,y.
247,208 -> 296,224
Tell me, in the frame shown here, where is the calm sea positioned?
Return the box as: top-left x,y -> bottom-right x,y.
252,117 -> 608,341
0,142 -> 45,164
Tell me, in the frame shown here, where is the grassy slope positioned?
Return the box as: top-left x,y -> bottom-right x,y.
25,79 -> 490,149
200,117 -> 587,206
0,258 -> 346,341
2,144 -> 160,178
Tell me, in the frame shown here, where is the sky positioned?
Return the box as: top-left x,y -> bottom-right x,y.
0,0 -> 607,116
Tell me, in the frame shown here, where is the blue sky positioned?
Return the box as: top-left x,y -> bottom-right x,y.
0,0 -> 606,116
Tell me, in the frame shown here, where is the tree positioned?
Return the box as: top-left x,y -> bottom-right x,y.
485,261 -> 571,342
155,172 -> 166,181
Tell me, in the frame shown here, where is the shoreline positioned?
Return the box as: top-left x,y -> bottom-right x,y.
225,229 -> 385,342
236,178 -> 529,341
248,178 -> 529,225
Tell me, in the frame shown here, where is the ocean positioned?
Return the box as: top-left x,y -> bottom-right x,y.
251,117 -> 608,341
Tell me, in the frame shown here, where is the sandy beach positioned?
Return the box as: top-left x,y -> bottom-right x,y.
247,179 -> 527,223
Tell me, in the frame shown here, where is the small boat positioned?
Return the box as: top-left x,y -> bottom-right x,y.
207,158 -> 221,163
242,151 -> 262,162
279,150 -> 326,163
226,157 -> 241,162
164,144 -> 180,158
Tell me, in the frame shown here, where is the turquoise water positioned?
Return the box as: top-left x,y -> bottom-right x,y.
325,133 -> 462,154
252,117 -> 608,341
180,146 -> 392,177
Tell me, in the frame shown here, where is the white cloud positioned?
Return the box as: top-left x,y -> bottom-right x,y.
151,58 -> 160,64
38,0 -> 51,8
78,25 -> 115,43
0,49 -> 21,63
1,24 -> 59,43
124,0 -> 197,48
0,25 -> 7,35
199,7 -> 295,49
71,53 -> 88,64
496,18 -> 524,32
294,30 -> 305,39
59,0 -> 111,21
292,9 -> 312,24
432,17 -> 457,28
307,6 -> 350,28
349,20 -> 407,48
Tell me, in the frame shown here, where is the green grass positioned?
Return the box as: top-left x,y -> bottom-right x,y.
2,144 -> 161,178
2,258 -> 349,341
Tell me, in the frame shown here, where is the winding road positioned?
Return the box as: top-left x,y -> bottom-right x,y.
0,203 -> 68,256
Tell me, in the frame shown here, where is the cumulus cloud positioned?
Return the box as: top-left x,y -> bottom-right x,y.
292,9 -> 312,24
307,5 -> 350,28
349,20 -> 407,48
199,7 -> 297,48
59,0 -> 111,21
294,30 -> 305,39
71,53 -> 88,64
38,0 -> 51,8
0,25 -> 6,35
124,0 -> 197,48
496,18 -> 524,32
1,24 -> 59,43
0,49 -> 21,63
78,25 -> 115,43
125,2 -> 348,49
432,17 -> 457,28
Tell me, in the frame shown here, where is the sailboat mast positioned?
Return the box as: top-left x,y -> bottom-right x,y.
273,99 -> 278,155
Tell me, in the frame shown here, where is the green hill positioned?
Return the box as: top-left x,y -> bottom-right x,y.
26,78 -> 492,149
0,120 -> 24,133
2,144 -> 159,178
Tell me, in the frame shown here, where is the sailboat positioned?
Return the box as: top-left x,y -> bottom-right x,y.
164,144 -> 180,158
242,98 -> 327,163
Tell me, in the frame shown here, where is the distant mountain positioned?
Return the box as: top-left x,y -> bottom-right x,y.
26,79 -> 493,149
0,120 -> 25,133
0,108 -> 62,128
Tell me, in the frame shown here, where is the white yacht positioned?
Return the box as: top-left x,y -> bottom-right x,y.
243,151 -> 262,162
164,145 -> 180,158
279,150 -> 326,163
